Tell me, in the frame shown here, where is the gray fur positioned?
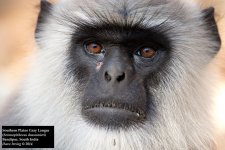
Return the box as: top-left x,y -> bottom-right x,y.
0,0 -> 221,149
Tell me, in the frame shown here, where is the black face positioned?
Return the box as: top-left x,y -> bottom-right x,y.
68,23 -> 171,129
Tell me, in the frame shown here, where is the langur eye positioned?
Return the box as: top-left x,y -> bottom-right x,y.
85,42 -> 103,54
137,47 -> 156,58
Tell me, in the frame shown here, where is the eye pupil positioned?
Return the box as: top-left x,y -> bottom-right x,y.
140,47 -> 156,58
85,42 -> 103,54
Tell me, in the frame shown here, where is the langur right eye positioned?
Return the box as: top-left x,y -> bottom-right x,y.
84,41 -> 104,54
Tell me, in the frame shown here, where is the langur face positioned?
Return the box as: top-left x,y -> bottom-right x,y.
34,0 -> 221,149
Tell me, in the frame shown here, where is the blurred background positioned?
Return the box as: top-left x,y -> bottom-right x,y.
0,0 -> 224,148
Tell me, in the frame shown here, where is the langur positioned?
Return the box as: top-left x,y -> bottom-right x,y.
0,0 -> 221,149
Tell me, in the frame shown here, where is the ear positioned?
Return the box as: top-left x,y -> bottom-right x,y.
202,7 -> 221,53
35,1 -> 52,34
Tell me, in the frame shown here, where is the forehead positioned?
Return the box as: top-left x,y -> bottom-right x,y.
54,0 -> 194,28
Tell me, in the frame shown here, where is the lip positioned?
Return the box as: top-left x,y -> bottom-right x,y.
83,101 -> 146,119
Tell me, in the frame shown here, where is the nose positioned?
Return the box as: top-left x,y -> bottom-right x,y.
101,48 -> 131,86
104,68 -> 126,83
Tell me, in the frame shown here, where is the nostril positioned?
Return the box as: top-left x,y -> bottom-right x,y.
117,72 -> 125,82
105,72 -> 112,82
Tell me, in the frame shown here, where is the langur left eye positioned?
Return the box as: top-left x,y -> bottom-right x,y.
136,47 -> 157,58
84,42 -> 104,54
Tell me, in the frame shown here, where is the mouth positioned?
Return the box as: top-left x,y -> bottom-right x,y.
82,101 -> 146,128
84,102 -> 146,118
